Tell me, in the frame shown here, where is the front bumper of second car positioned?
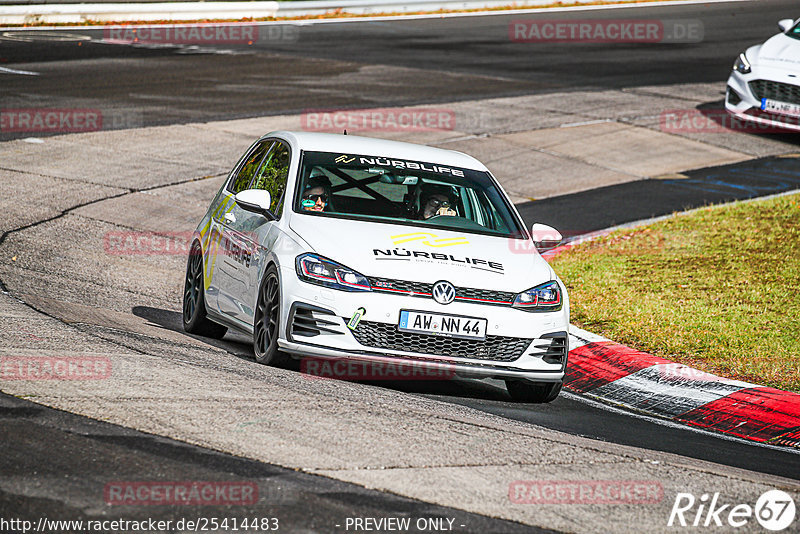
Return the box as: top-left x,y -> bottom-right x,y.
276,262 -> 569,381
726,65 -> 800,133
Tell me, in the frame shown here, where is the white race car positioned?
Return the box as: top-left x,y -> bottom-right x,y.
726,17 -> 800,132
183,131 -> 569,403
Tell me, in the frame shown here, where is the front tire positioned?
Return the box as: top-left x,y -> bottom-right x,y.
253,264 -> 288,366
183,242 -> 227,339
505,380 -> 562,403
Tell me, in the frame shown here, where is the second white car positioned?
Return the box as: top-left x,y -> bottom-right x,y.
726,17 -> 800,132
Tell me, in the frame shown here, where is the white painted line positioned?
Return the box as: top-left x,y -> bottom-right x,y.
0,66 -> 39,76
568,325 -> 609,350
568,335 -> 590,351
560,119 -> 612,128
1,30 -> 91,42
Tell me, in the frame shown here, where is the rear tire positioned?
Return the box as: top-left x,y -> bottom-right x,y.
253,264 -> 288,366
183,242 -> 228,339
505,380 -> 562,403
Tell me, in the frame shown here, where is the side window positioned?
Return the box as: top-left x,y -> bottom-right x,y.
252,141 -> 290,216
478,193 -> 510,233
228,141 -> 273,194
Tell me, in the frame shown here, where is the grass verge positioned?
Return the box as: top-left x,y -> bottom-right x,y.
550,192 -> 800,393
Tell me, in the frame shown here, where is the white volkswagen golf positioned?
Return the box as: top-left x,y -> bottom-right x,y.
183,131 -> 569,403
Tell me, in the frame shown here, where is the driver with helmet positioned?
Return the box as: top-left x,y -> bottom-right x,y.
418,183 -> 458,219
301,168 -> 332,212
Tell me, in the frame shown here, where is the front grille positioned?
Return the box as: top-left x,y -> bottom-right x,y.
350,320 -> 530,362
748,79 -> 800,105
456,287 -> 516,304
367,276 -> 515,306
370,277 -> 431,296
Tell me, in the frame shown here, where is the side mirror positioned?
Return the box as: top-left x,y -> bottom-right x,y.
530,223 -> 563,253
778,19 -> 794,32
235,189 -> 275,220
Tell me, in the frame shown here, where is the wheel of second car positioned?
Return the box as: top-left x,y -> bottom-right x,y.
254,264 -> 288,366
505,380 -> 562,403
183,241 -> 227,339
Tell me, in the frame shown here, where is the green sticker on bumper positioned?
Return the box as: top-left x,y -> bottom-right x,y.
347,307 -> 366,330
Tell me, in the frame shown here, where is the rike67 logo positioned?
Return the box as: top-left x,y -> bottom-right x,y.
668,490 -> 796,531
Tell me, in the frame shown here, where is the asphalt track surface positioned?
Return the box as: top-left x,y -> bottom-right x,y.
2,0 -> 800,530
0,393 -> 543,533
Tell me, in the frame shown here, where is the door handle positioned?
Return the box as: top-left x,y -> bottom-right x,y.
224,212 -> 236,224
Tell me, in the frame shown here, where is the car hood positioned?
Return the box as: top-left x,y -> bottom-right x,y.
751,34 -> 800,69
289,214 -> 554,293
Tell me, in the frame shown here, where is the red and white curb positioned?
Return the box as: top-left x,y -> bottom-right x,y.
565,327 -> 800,448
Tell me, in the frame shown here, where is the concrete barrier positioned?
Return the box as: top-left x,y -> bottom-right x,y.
0,1 -> 279,24
0,0 -> 637,24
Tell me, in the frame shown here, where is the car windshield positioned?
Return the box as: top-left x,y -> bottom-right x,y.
294,151 -> 527,239
789,22 -> 800,40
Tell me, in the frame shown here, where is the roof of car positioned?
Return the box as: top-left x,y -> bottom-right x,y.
263,131 -> 489,172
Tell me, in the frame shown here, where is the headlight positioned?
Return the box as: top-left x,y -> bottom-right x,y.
733,53 -> 751,74
512,281 -> 562,312
296,254 -> 371,292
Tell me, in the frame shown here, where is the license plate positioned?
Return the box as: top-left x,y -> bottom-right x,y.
398,310 -> 487,340
761,98 -> 800,118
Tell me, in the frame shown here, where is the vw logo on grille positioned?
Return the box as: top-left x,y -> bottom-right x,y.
432,281 -> 456,305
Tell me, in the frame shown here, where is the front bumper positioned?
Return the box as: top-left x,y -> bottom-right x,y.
280,338 -> 565,381
277,263 -> 569,381
725,69 -> 800,133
